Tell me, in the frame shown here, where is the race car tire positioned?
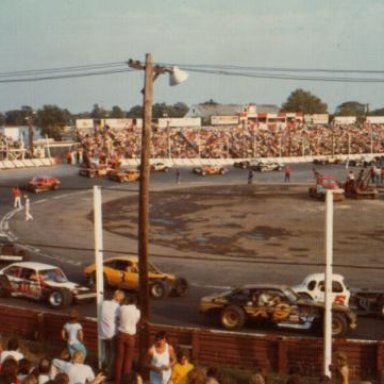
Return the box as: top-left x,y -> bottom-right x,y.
171,277 -> 188,297
51,185 -> 59,190
48,289 -> 73,309
221,305 -> 245,330
201,172 -> 206,176
331,314 -> 348,337
150,281 -> 169,300
219,168 -> 225,175
0,275 -> 11,298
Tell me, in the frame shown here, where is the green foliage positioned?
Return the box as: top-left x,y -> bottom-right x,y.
36,105 -> 70,140
127,105 -> 143,118
370,107 -> 384,116
110,105 -> 126,118
0,112 -> 4,126
335,101 -> 366,116
127,102 -> 188,118
90,104 -> 108,119
4,107 -> 34,126
202,99 -> 219,106
282,89 -> 328,114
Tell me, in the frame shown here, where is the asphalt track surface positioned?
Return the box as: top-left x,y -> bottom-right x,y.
1,163 -> 384,340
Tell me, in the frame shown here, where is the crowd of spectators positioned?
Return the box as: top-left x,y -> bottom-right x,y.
75,122 -> 384,165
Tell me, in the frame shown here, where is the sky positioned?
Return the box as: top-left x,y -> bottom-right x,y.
1,0 -> 384,114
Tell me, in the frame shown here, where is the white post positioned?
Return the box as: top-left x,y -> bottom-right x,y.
324,190 -> 333,377
93,186 -> 104,369
45,134 -> 51,160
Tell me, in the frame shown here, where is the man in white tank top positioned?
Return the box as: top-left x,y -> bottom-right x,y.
147,331 -> 176,384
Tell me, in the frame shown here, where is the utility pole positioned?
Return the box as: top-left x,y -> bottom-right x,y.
137,54 -> 153,362
26,116 -> 34,158
128,54 -> 188,366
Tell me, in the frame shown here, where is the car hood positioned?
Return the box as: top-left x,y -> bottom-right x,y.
44,281 -> 79,290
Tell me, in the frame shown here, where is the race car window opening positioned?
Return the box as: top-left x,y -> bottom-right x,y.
39,268 -> 67,283
307,281 -> 316,291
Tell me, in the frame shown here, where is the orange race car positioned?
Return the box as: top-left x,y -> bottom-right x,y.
23,176 -> 60,193
193,165 -> 227,176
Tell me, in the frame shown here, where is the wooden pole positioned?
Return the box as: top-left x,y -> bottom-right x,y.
138,53 -> 153,364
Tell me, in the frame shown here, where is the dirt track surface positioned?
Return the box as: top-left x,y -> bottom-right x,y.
101,184 -> 384,267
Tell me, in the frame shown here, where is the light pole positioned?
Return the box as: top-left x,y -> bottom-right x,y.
128,54 -> 188,363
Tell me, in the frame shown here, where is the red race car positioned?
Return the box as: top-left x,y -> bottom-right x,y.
23,176 -> 61,193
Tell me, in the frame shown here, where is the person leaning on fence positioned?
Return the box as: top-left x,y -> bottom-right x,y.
61,310 -> 87,359
329,351 -> 349,384
100,289 -> 125,380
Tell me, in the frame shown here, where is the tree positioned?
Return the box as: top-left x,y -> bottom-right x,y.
335,101 -> 366,116
110,105 -> 125,118
201,99 -> 218,106
90,104 -> 107,119
36,105 -> 70,140
4,106 -> 34,126
282,89 -> 327,114
127,105 -> 143,118
0,112 -> 4,126
370,107 -> 384,116
169,102 -> 189,117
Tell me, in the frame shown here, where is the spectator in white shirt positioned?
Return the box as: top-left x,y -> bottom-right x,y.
114,294 -> 141,384
0,338 -> 24,363
99,289 -> 125,379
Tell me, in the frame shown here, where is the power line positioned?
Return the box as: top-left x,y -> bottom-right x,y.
1,60 -> 384,84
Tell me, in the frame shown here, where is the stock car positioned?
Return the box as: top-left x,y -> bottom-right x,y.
23,176 -> 60,193
150,162 -> 172,172
84,255 -> 188,299
199,284 -> 357,336
79,164 -> 109,178
0,235 -> 29,263
250,161 -> 284,172
193,165 -> 227,176
0,262 -> 96,309
108,168 -> 140,183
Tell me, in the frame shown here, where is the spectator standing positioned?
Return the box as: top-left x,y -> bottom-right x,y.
61,310 -> 87,359
147,331 -> 176,384
115,295 -> 141,384
12,187 -> 23,209
284,165 -> 292,182
0,337 -> 24,363
24,195 -> 33,221
100,290 -> 125,379
248,169 -> 253,185
329,351 -> 349,384
170,349 -> 194,384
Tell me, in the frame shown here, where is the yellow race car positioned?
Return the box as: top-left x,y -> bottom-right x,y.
107,168 -> 140,183
84,255 -> 188,299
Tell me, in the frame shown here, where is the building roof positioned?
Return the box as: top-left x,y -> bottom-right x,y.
186,103 -> 280,118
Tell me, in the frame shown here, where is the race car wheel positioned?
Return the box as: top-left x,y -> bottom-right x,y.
48,289 -> 73,309
164,167 -> 169,173
171,277 -> 188,297
150,281 -> 169,300
221,305 -> 245,330
219,168 -> 225,175
331,314 -> 348,337
201,172 -> 206,176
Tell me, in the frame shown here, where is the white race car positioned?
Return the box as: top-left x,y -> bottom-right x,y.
0,262 -> 96,309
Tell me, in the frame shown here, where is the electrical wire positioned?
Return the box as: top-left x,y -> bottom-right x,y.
1,60 -> 384,83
